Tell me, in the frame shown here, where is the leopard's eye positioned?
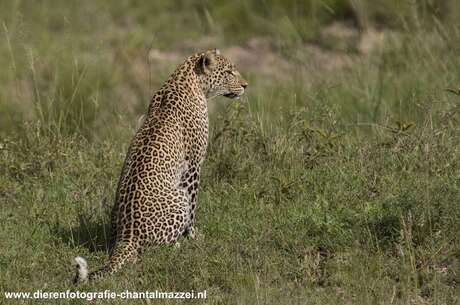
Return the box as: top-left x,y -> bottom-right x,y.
225,70 -> 233,74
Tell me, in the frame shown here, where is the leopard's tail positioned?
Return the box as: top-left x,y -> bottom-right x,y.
73,256 -> 89,284
73,243 -> 139,284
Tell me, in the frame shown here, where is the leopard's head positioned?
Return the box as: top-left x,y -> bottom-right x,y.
196,49 -> 248,99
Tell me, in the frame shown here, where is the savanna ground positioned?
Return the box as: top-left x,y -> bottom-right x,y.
0,1 -> 459,304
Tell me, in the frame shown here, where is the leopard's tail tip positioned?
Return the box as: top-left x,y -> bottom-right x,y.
73,256 -> 89,284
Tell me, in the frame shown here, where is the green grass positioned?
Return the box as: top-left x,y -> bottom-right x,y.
1,1 -> 460,304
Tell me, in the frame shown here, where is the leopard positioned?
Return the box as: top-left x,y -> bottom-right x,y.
73,49 -> 248,283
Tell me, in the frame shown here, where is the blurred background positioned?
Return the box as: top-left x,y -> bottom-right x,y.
0,1 -> 459,304
1,0 -> 459,137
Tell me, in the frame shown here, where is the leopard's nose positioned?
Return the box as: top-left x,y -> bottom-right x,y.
241,81 -> 248,89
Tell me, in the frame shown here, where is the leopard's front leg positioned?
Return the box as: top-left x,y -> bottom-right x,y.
180,164 -> 202,239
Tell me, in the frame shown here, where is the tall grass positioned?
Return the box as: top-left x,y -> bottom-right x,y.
0,1 -> 459,304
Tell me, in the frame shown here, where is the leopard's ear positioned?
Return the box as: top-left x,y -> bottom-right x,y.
197,50 -> 217,75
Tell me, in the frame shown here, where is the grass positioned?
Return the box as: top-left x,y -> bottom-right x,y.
1,1 -> 460,304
